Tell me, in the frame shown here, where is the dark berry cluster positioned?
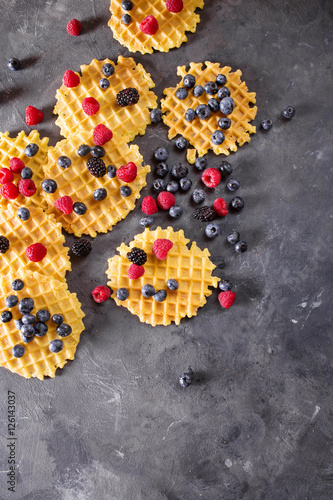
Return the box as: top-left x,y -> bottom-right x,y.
0,235 -> 10,253
116,87 -> 139,107
86,157 -> 107,177
71,239 -> 92,257
127,247 -> 147,266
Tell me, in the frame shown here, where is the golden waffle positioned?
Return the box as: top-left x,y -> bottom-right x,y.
0,130 -> 49,209
0,200 -> 71,281
161,61 -> 257,158
0,270 -> 85,380
54,56 -> 157,143
108,0 -> 204,54
106,226 -> 219,326
42,131 -> 150,237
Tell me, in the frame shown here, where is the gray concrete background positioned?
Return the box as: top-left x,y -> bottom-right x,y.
0,0 -> 333,499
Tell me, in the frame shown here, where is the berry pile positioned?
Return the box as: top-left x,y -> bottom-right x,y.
0,149 -> 40,202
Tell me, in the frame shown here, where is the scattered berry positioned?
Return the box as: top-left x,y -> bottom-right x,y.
155,162 -> 169,177
150,108 -> 162,123
179,177 -> 192,191
219,280 -> 233,291
0,182 -> 19,200
21,324 -> 35,341
166,180 -> 179,193
154,147 -> 168,161
12,279 -> 24,291
17,207 -> 30,221
1,310 -> 13,323
66,18 -> 82,36
0,235 -> 10,253
166,0 -> 184,13
195,104 -> 211,120
82,97 -> 100,116
185,109 -> 195,122
192,206 -> 216,222
208,98 -> 220,112
127,247 -> 147,265
49,339 -> 63,353
230,196 -> 245,211
282,105 -> 296,119
193,85 -> 203,97
211,130 -> 225,145
117,288 -> 129,301
9,157 -> 25,174
73,201 -> 87,215
175,137 -> 189,150
176,87 -> 188,100
219,96 -> 235,115
57,323 -> 72,337
152,239 -> 173,260
92,285 -> 111,303
93,124 -> 113,146
219,160 -> 233,176
179,367 -> 194,387
153,178 -> 166,193
5,295 -> 19,308
121,0 -> 133,10
169,205 -> 183,218
235,240 -> 248,253
218,290 -> 236,309
54,195 -> 73,214
192,189 -> 206,204
26,106 -> 44,126
218,117 -> 231,130
141,196 -> 158,215
120,186 -> 132,197
24,143 -> 38,157
63,70 -> 80,88
226,178 -> 240,192
7,58 -> 21,71
57,156 -> 71,169
141,284 -> 155,297
194,157 -> 208,171
18,297 -> 34,314
12,345 -> 25,358
217,86 -> 230,100
116,162 -> 137,182
204,81 -> 218,95
139,15 -> 159,35
183,74 -> 195,88
36,309 -> 51,322
107,165 -> 116,178
52,314 -> 64,324
71,239 -> 92,257
205,222 -> 220,238
86,157 -> 106,177
93,188 -> 107,201
171,162 -> 188,179
0,167 -> 14,184
34,322 -> 48,337
42,179 -> 57,194
201,168 -> 221,188
78,144 -> 91,157
227,231 -> 240,244
140,216 -> 154,228
22,313 -> 36,325
20,167 -> 33,179
26,242 -> 47,262
116,88 -> 140,107
122,14 -> 132,24
157,191 -> 176,210
99,78 -> 110,90
213,198 -> 228,217
90,146 -> 105,158
216,74 -> 227,86
261,119 -> 273,130
166,279 -> 179,291
102,63 -> 114,77
128,263 -> 145,280
153,290 -> 167,302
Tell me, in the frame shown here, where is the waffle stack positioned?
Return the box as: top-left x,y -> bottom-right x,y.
106,227 -> 219,326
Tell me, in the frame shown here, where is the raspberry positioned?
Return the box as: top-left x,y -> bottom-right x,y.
157,191 -> 176,210
213,198 -> 228,217
139,15 -> 159,35
54,196 -> 73,214
25,243 -> 47,262
192,206 -> 216,222
152,239 -> 173,260
67,18 -> 82,36
0,182 -> 19,200
82,97 -> 100,116
141,196 -> 158,215
0,168 -> 14,184
93,124 -> 113,146
86,157 -> 106,177
128,263 -> 145,280
166,0 -> 184,12
127,247 -> 147,265
201,168 -> 221,188
25,106 -> 44,126
116,162 -> 137,183
218,290 -> 236,309
63,70 -> 80,88
92,285 -> 111,303
9,157 -> 25,173
116,88 -> 140,107
0,236 -> 10,254
17,179 -> 36,197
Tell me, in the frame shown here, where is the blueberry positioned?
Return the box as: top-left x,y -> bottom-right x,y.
193,85 -> 203,97
49,339 -> 63,353
219,160 -> 232,176
205,223 -> 220,238
12,345 -> 25,358
140,216 -> 154,228
117,288 -> 129,301
5,295 -> 18,308
1,311 -> 12,323
24,143 -> 39,157
185,108 -> 196,122
121,13 -> 131,24
171,162 -> 188,179
261,119 -> 273,130
194,157 -> 208,171
192,189 -> 206,204
91,146 -> 105,158
22,314 -> 36,325
153,178 -> 166,193
21,167 -> 33,179
17,207 -> 30,221
12,279 -> 24,291
52,314 -> 64,325
93,188 -> 107,201
219,280 -> 233,291
166,279 -> 179,291
211,130 -> 225,145
21,324 -> 35,337
179,367 -> 194,387
107,165 -> 117,178
21,332 -> 35,343
141,284 -> 155,298
235,240 -> 248,253
218,117 -> 231,130
78,144 -> 91,157
42,179 -> 57,194
57,156 -> 71,168
18,297 -> 34,314
217,86 -> 230,100
282,106 -> 296,119
183,74 -> 196,88
216,74 -> 227,86
180,177 -> 192,191
204,81 -> 218,95
219,97 -> 235,115
99,78 -> 110,90
150,108 -> 162,124
121,0 -> 133,10
36,309 -> 50,322
227,231 -> 240,244
153,290 -> 167,302
102,63 -> 114,77
56,323 -> 72,337
227,178 -> 240,192
34,321 -> 48,337
195,104 -> 211,120
176,87 -> 188,100
154,147 -> 168,161
169,205 -> 183,218
230,196 -> 245,211
175,137 -> 189,150
208,98 -> 220,113
15,319 -> 23,331
7,58 -> 21,71
155,162 -> 169,177
166,180 -> 179,193
73,201 -> 87,215
120,186 -> 132,197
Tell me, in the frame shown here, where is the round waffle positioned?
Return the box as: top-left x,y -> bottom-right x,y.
161,61 -> 257,159
54,56 -> 157,143
0,130 -> 49,209
108,0 -> 204,54
42,130 -> 150,237
0,270 -> 85,380
106,226 -> 219,326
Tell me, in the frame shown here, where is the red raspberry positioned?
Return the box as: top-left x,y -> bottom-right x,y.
54,196 -> 73,214
128,264 -> 145,280
152,238 -> 173,260
25,106 -> 44,126
17,179 -> 36,197
166,0 -> 184,12
0,182 -> 19,199
26,243 -> 47,262
67,19 -> 82,36
9,157 -> 25,174
116,162 -> 137,183
141,196 -> 158,215
218,291 -> 236,309
213,198 -> 228,217
139,15 -> 159,35
92,285 -> 111,303
202,168 -> 221,188
63,70 -> 80,88
82,97 -> 100,116
157,191 -> 176,210
93,124 -> 113,146
0,168 -> 14,184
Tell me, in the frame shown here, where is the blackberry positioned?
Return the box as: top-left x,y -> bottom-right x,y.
127,247 -> 147,266
0,236 -> 10,254
116,88 -> 139,107
86,157 -> 106,177
192,206 -> 216,222
71,239 -> 92,257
